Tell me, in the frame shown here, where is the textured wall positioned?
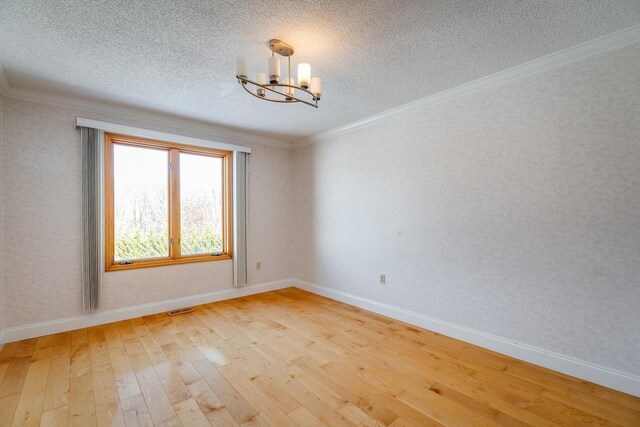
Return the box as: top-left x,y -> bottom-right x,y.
2,98 -> 293,327
293,43 -> 640,376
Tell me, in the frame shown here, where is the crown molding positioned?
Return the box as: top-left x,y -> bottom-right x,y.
1,82 -> 293,149
292,24 -> 640,149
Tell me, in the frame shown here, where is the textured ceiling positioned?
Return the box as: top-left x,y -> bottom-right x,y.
1,1 -> 640,143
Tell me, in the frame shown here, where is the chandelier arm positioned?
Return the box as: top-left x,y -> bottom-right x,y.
240,80 -> 300,104
237,77 -> 318,108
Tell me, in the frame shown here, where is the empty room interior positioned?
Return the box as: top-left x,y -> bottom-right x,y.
1,1 -> 640,426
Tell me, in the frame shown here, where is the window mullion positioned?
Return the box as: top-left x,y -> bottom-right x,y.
169,148 -> 181,259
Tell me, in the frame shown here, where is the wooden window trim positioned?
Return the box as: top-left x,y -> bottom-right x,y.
104,133 -> 233,272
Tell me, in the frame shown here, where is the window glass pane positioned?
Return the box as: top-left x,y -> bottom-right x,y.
180,153 -> 223,255
113,144 -> 169,260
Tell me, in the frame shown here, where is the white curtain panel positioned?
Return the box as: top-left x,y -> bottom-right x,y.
81,127 -> 103,311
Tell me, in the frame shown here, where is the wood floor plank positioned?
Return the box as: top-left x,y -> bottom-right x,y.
127,350 -> 179,425
106,333 -> 144,401
251,374 -> 301,414
0,343 -> 18,386
43,354 -> 71,413
0,362 -> 9,390
68,330 -> 96,427
336,402 -> 388,427
0,288 -> 638,427
30,336 -> 54,362
173,397 -> 210,427
120,393 -> 154,427
189,312 -> 354,427
14,339 -> 38,359
11,358 -> 50,426
218,363 -> 297,427
287,406 -> 327,427
89,327 -> 126,427
293,355 -> 436,426
340,349 -> 553,426
0,356 -> 32,399
304,308 -> 548,425
185,379 -> 240,427
132,320 -> 192,406
166,314 -> 260,426
41,405 -> 69,427
0,342 -> 19,363
51,333 -> 72,360
190,358 -> 258,425
68,373 -> 96,427
0,394 -> 22,426
145,316 -> 239,426
248,358 -> 354,427
0,339 -> 37,405
104,322 -> 154,427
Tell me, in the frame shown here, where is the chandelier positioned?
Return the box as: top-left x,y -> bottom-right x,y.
235,39 -> 322,108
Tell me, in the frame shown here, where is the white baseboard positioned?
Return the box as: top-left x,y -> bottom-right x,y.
0,279 -> 294,344
294,280 -> 640,398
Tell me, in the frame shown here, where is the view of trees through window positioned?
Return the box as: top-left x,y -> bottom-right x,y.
113,144 -> 169,260
180,152 -> 223,255
113,144 -> 224,261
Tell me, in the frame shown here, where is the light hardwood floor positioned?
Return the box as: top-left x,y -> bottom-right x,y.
0,288 -> 638,426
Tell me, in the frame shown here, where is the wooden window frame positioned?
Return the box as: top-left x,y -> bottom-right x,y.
104,133 -> 233,271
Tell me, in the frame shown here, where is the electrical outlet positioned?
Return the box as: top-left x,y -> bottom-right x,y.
256,262 -> 262,270
380,274 -> 386,284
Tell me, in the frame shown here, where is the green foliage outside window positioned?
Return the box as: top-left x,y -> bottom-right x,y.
115,227 -> 222,260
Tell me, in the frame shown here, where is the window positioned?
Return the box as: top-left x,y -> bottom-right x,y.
104,133 -> 232,271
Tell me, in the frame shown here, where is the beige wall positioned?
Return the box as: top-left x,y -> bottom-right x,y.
2,98 -> 293,327
293,43 -> 640,377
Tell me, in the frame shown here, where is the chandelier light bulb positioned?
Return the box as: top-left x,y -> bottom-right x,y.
268,56 -> 281,84
310,77 -> 322,100
298,63 -> 311,89
256,72 -> 267,97
235,57 -> 248,79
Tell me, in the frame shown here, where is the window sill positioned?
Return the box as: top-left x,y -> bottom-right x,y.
105,254 -> 232,272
